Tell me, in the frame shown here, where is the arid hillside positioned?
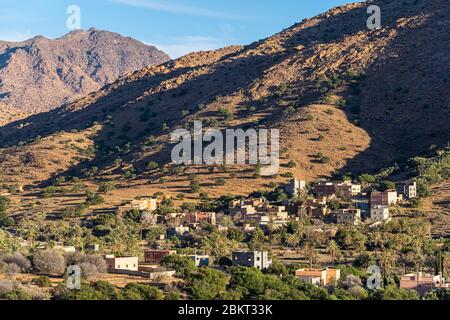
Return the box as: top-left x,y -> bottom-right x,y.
0,0 -> 449,196
0,28 -> 170,113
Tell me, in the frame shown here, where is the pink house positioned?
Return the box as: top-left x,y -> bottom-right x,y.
400,272 -> 449,295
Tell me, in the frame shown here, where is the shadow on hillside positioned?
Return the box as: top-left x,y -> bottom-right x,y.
1,0 -> 447,185
337,0 -> 450,176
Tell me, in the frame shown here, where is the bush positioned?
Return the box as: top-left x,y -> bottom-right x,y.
358,174 -> 376,184
79,262 -> 99,279
287,160 -> 297,168
5,263 -> 21,275
82,255 -> 107,273
147,161 -> 159,171
186,268 -> 228,300
218,107 -> 234,121
33,249 -> 65,276
0,279 -> 16,297
98,182 -> 115,194
62,205 -> 86,218
190,179 -> 201,194
86,193 -> 105,206
121,283 -> 164,300
0,196 -> 11,212
32,276 -> 52,288
0,252 -> 31,272
161,255 -> 196,279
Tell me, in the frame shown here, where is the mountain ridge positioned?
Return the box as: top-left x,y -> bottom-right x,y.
0,0 -> 448,197
0,28 -> 170,113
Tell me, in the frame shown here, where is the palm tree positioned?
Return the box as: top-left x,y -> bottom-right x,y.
327,240 -> 340,265
303,244 -> 317,268
378,250 -> 396,277
287,233 -> 301,253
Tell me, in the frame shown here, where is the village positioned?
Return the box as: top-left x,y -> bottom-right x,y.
1,175 -> 444,300
103,177 -> 447,296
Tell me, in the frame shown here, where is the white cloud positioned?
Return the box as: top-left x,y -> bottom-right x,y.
106,0 -> 246,20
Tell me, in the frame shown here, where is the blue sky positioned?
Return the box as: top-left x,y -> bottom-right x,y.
0,0 -> 355,58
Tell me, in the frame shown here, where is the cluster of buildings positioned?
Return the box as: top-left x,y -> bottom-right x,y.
106,177 -> 437,296
115,178 -> 418,244
292,268 -> 449,297
287,178 -> 418,227
103,249 -> 274,278
229,198 -> 289,230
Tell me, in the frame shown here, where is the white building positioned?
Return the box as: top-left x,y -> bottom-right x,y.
285,178 -> 306,196
370,205 -> 391,222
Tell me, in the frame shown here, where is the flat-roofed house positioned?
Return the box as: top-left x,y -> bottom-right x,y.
336,181 -> 362,197
232,251 -> 272,270
144,249 -> 177,264
370,190 -> 398,207
298,199 -> 329,218
189,255 -> 210,267
285,178 -> 306,196
104,255 -> 139,272
295,268 -> 341,287
336,209 -> 361,225
167,226 -> 190,238
186,212 -> 217,225
117,198 -> 158,215
312,183 -> 337,198
400,272 -> 449,296
229,205 -> 256,219
370,205 -> 391,223
396,181 -> 417,199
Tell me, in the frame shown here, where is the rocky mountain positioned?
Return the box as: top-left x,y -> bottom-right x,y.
0,28 -> 170,113
0,0 -> 449,196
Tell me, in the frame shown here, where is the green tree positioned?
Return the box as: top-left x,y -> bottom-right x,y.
189,179 -> 201,194
229,267 -> 266,298
147,161 -> 159,171
186,268 -> 228,300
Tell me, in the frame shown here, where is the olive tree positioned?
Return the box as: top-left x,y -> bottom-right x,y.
33,249 -> 65,275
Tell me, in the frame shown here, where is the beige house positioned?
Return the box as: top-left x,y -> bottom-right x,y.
295,268 -> 341,287
104,255 -> 139,272
336,181 -> 362,196
336,209 -> 361,225
117,198 -> 158,215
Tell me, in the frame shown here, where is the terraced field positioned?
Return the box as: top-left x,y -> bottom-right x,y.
423,180 -> 450,237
